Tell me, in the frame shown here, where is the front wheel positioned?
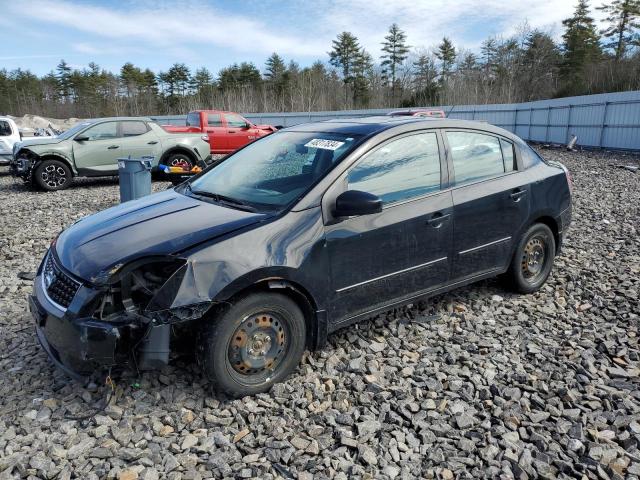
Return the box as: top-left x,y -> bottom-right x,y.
199,293 -> 306,397
505,223 -> 556,294
33,159 -> 72,191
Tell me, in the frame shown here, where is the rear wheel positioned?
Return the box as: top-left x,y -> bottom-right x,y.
34,159 -> 72,191
505,223 -> 556,293
166,153 -> 194,171
199,293 -> 306,397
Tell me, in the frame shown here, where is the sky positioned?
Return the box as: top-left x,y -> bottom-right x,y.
0,0 -> 601,77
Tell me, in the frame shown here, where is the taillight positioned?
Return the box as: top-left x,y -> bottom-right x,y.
560,164 -> 573,194
201,134 -> 209,142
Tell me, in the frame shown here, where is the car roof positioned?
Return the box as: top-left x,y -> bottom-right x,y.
192,110 -> 239,115
84,117 -> 154,123
284,116 -> 518,140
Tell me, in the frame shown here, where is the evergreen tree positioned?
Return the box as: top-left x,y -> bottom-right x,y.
562,0 -> 603,92
521,31 -> 562,99
412,53 -> 439,105
120,62 -> 143,97
380,23 -> 410,99
459,53 -> 478,73
191,67 -> 215,97
329,31 -> 361,104
436,37 -> 456,84
597,0 -> 640,60
264,53 -> 287,81
352,49 -> 373,106
56,60 -> 72,102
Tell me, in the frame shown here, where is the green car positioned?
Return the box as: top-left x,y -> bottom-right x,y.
10,117 -> 210,191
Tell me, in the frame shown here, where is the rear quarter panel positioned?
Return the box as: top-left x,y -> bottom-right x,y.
525,162 -> 571,220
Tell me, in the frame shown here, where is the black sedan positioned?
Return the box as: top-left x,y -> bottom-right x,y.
30,117 -> 572,397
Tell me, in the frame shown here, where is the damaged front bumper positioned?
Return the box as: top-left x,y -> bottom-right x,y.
30,272 -> 134,378
30,250 -> 213,380
9,155 -> 31,179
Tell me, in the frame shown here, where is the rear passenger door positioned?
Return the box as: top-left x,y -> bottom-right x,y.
325,131 -> 453,323
116,121 -> 161,164
444,130 -> 530,280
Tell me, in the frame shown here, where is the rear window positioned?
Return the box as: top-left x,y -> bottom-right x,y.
519,142 -> 544,168
121,121 -> 148,137
0,120 -> 11,137
186,112 -> 200,127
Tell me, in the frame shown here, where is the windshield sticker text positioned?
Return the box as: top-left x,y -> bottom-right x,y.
305,139 -> 345,151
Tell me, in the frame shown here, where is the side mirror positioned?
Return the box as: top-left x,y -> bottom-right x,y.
75,135 -> 89,142
243,122 -> 252,129
334,190 -> 382,217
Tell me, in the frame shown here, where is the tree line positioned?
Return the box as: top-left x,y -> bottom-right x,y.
1,0 -> 639,119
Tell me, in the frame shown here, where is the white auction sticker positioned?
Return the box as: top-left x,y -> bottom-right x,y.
304,138 -> 345,150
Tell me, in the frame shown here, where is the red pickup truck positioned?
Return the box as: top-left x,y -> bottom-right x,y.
163,110 -> 278,154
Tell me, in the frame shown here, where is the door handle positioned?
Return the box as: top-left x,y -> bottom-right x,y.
107,145 -> 119,149
147,141 -> 158,145
228,130 -> 236,133
510,189 -> 527,201
427,213 -> 451,228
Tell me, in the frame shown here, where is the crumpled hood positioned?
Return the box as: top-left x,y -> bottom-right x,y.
16,137 -> 62,149
55,189 -> 268,282
255,124 -> 278,132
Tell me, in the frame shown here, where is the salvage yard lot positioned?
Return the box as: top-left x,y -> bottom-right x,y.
0,149 -> 638,479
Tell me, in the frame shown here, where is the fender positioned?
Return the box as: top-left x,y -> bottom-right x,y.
160,145 -> 199,164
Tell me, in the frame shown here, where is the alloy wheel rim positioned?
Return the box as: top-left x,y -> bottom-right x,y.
170,157 -> 190,169
228,312 -> 287,376
41,165 -> 67,188
521,235 -> 546,280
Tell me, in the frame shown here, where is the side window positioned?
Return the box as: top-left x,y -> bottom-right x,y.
447,131 -> 505,185
0,120 -> 12,136
500,139 -> 516,172
120,121 -> 148,137
226,114 -> 247,128
82,122 -> 118,141
207,113 -> 223,127
519,142 -> 544,168
347,132 -> 441,205
186,112 -> 200,127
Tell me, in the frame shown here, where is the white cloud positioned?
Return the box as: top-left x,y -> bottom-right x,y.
7,0 -> 328,58
6,0 -> 608,67
316,0 -> 584,55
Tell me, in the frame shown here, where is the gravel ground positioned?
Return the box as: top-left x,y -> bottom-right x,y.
0,149 -> 638,480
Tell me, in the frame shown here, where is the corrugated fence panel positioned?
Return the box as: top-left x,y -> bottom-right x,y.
150,90 -> 640,150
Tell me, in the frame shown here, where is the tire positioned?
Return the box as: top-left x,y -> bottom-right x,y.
33,159 -> 72,191
165,152 -> 194,170
199,292 -> 306,397
505,223 -> 556,294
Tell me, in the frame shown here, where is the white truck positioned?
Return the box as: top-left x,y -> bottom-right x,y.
0,117 -> 21,165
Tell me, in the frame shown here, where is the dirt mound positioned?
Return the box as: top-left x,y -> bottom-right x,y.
8,114 -> 81,133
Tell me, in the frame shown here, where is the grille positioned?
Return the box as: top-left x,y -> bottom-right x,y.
43,253 -> 81,309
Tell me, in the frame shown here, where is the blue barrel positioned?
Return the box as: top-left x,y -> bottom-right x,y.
118,156 -> 153,202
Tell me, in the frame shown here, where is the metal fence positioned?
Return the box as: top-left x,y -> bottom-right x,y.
151,90 -> 640,151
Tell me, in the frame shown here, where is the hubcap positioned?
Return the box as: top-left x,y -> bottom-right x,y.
521,236 -> 546,280
41,165 -> 67,188
228,313 -> 286,376
170,157 -> 191,169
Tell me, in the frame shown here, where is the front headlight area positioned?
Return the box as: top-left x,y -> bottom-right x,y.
92,257 -> 188,322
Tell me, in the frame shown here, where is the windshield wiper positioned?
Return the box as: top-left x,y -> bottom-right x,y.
189,187 -> 258,212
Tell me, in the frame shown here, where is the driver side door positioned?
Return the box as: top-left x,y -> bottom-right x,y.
324,131 -> 453,325
72,121 -> 121,175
